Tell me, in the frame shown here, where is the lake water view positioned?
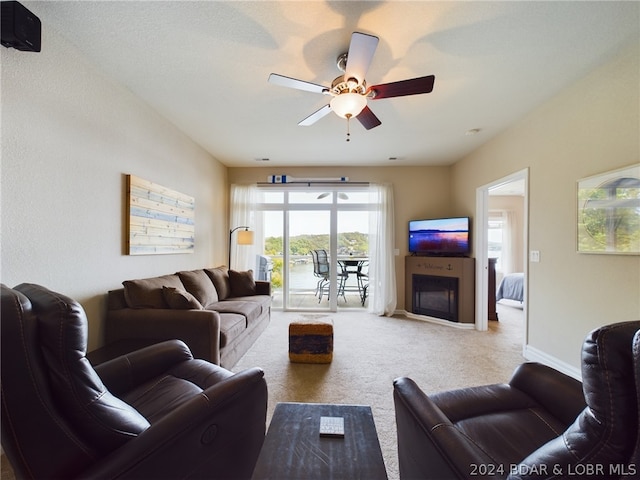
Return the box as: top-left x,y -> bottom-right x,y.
288,259 -> 317,290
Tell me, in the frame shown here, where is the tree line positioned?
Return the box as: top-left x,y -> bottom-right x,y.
264,232 -> 369,257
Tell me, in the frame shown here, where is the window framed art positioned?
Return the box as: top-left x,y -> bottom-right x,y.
577,163 -> 640,255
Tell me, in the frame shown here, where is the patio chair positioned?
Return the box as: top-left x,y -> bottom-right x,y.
312,249 -> 347,302
310,249 -> 329,299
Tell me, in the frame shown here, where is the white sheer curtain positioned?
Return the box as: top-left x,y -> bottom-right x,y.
229,184 -> 258,271
368,183 -> 397,316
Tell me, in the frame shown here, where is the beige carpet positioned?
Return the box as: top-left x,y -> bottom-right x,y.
233,303 -> 526,480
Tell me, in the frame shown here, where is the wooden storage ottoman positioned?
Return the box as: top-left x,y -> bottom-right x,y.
288,320 -> 333,364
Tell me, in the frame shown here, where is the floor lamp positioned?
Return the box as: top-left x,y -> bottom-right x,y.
229,226 -> 254,269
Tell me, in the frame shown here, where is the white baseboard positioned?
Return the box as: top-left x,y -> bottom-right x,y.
524,344 -> 582,381
399,310 -> 476,329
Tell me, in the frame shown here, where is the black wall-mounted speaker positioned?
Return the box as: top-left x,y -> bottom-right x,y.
1,1 -> 41,52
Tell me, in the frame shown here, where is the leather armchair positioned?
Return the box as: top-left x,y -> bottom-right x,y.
394,321 -> 640,480
1,283 -> 268,479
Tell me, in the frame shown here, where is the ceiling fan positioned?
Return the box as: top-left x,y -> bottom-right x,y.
268,32 -> 435,139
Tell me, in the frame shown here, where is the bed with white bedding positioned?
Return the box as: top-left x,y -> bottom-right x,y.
496,272 -> 524,302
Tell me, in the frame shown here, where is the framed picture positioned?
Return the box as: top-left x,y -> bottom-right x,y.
577,163 -> 640,254
127,175 -> 195,255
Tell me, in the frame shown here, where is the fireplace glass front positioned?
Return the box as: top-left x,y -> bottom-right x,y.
412,274 -> 459,322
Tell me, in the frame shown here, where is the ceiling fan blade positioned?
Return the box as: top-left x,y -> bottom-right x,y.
268,73 -> 329,94
298,104 -> 332,126
356,105 -> 382,130
368,75 -> 435,100
344,32 -> 379,86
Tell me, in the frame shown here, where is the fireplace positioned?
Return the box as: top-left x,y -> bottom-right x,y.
412,274 -> 459,322
405,256 -> 475,324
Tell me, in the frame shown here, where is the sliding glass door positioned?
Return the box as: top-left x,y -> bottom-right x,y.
257,187 -> 370,311
232,182 -> 396,316
287,209 -> 331,309
337,193 -> 370,308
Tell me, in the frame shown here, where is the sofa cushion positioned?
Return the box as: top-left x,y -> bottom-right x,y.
230,295 -> 271,311
205,266 -> 231,300
177,269 -> 218,307
229,269 -> 256,297
218,313 -> 247,348
224,295 -> 270,326
162,286 -> 203,310
123,274 -> 184,309
207,300 -> 262,326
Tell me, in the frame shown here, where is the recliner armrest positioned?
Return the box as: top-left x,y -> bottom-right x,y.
81,367 -> 268,480
509,362 -> 585,425
95,340 -> 194,395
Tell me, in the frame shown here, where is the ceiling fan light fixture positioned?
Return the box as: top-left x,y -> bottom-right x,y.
268,32 -> 434,130
330,92 -> 367,119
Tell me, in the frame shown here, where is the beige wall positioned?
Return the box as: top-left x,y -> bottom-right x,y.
228,166 -> 453,310
451,42 -> 640,369
1,23 -> 228,349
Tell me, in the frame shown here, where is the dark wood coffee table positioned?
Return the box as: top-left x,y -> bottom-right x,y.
251,402 -> 388,480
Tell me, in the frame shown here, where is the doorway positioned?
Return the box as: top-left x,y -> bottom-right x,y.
475,169 -> 529,351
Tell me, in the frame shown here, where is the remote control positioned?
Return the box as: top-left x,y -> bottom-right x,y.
319,416 -> 345,438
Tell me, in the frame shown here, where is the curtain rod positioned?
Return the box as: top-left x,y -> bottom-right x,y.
257,181 -> 369,187
258,175 -> 369,187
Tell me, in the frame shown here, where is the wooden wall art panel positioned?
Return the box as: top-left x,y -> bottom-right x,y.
127,174 -> 195,255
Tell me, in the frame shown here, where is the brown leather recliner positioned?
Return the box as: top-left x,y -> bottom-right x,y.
1,283 -> 268,479
393,320 -> 640,480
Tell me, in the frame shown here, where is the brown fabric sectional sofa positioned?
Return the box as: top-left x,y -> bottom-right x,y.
105,266 -> 271,369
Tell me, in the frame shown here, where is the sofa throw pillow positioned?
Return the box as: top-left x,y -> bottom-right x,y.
229,269 -> 256,297
162,286 -> 203,310
123,274 -> 184,309
177,269 -> 218,307
205,266 -> 231,300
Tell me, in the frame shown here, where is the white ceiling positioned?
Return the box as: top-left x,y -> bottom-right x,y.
27,1 -> 639,168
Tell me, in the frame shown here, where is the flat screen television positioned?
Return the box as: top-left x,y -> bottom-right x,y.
408,217 -> 471,256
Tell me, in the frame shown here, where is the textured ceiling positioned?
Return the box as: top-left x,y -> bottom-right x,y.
27,1 -> 640,167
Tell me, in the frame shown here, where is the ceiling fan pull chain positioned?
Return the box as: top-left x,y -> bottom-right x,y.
346,113 -> 352,142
